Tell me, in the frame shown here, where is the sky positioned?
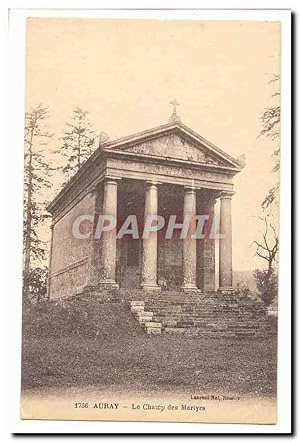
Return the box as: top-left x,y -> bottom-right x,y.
25,18 -> 280,271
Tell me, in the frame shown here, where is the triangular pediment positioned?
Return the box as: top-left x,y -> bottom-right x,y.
122,132 -> 230,166
103,123 -> 242,169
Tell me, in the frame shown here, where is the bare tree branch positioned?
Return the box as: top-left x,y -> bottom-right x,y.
251,210 -> 279,273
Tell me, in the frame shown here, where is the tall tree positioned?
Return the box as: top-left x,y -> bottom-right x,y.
59,107 -> 108,183
253,75 -> 280,306
24,104 -> 53,302
259,74 -> 280,208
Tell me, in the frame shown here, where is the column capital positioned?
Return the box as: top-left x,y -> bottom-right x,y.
103,176 -> 121,186
220,190 -> 235,200
183,185 -> 196,195
145,180 -> 161,189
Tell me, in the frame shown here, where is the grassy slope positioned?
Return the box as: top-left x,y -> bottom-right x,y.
22,298 -> 277,398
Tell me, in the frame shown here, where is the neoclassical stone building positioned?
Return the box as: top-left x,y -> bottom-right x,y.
47,111 -> 244,300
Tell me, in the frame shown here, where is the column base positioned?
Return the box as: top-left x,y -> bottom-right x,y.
217,286 -> 235,294
97,279 -> 119,291
181,284 -> 201,294
141,283 -> 161,293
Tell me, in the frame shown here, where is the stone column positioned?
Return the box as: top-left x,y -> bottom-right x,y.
98,177 -> 119,290
181,186 -> 198,292
141,181 -> 161,292
205,200 -> 216,291
87,185 -> 103,288
219,191 -> 234,291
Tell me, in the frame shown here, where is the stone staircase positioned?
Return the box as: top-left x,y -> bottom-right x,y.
130,301 -> 162,335
129,291 -> 274,338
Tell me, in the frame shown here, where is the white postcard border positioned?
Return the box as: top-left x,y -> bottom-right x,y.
4,5 -> 292,435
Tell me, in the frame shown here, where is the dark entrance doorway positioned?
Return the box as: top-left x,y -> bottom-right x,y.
158,184 -> 183,289
119,238 -> 141,288
117,179 -> 144,289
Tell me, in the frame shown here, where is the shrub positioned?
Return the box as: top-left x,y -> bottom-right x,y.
23,267 -> 48,304
254,268 -> 278,307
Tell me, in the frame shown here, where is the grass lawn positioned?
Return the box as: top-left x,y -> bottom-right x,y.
22,297 -> 277,398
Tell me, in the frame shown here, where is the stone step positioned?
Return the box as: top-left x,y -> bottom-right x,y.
153,312 -> 268,320
130,305 -> 144,314
144,321 -> 162,335
145,302 -> 265,309
149,310 -> 263,318
164,327 -> 269,338
137,312 -> 154,324
151,313 -> 266,320
130,300 -> 145,307
152,314 -> 265,321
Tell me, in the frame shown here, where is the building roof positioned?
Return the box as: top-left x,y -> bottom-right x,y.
47,121 -> 244,213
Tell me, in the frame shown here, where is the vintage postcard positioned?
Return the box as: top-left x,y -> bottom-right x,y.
18,11 -> 290,427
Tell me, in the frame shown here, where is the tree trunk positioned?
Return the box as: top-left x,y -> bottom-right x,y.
23,127 -> 34,303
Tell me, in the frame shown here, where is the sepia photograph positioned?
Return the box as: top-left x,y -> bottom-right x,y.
16,11 -> 289,426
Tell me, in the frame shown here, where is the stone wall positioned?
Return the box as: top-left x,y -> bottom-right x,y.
49,191 -> 95,299
197,239 -> 215,292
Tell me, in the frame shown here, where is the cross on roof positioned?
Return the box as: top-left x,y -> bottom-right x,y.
170,99 -> 180,114
168,99 -> 181,123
